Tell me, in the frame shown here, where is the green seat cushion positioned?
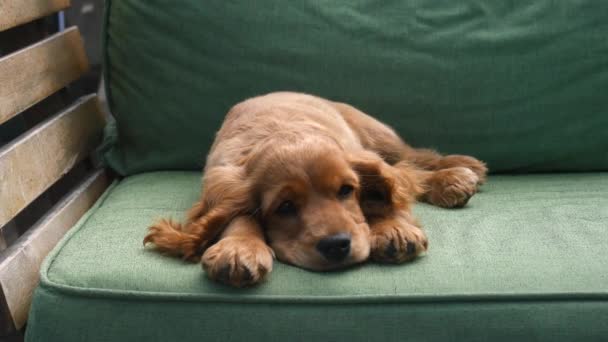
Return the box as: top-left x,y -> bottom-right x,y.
102,1 -> 608,175
26,172 -> 608,341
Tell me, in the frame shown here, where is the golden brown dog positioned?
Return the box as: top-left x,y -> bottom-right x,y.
143,92 -> 487,287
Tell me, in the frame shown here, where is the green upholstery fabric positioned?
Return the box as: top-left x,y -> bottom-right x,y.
26,172 -> 608,341
102,1 -> 608,175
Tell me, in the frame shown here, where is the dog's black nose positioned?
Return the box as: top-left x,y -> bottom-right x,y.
316,233 -> 351,262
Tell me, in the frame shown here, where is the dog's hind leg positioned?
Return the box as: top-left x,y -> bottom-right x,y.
333,101 -> 487,208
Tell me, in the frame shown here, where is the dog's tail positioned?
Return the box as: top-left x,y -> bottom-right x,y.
143,219 -> 203,261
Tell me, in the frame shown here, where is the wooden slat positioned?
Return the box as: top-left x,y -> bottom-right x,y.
0,27 -> 88,124
0,170 -> 109,330
0,0 -> 70,32
0,95 -> 105,227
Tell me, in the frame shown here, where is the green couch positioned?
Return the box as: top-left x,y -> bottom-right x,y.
26,1 -> 608,341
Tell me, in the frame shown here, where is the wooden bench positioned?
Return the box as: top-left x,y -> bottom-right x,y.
0,1 -> 110,338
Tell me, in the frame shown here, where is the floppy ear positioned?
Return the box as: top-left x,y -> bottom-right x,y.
349,152 -> 423,220
188,165 -> 253,235
144,166 -> 254,260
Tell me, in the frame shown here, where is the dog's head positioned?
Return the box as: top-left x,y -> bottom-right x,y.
194,137 -> 419,270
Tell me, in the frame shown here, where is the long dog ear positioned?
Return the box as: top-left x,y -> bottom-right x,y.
188,165 -> 252,232
349,153 -> 423,221
144,166 -> 253,260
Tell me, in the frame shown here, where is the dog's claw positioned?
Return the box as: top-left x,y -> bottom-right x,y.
385,241 -> 398,258
217,265 -> 231,284
406,241 -> 416,256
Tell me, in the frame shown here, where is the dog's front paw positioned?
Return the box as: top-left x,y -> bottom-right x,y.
438,155 -> 488,184
202,237 -> 274,287
370,217 -> 428,263
424,167 -> 479,208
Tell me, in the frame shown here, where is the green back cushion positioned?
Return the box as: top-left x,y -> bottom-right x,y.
103,1 -> 608,175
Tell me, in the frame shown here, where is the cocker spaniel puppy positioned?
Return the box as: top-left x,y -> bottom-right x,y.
144,92 -> 487,287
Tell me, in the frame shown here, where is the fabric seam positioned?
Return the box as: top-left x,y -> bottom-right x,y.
38,281 -> 608,305
40,180 -> 119,287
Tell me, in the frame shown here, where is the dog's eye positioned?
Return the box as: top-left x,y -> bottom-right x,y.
337,184 -> 354,198
276,200 -> 297,216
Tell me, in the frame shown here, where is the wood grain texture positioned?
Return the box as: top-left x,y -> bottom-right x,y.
0,0 -> 70,32
0,170 -> 109,331
0,94 -> 105,227
0,27 -> 88,124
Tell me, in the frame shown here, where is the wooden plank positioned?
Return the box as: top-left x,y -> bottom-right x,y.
0,95 -> 105,227
0,170 -> 109,331
0,27 -> 88,124
0,0 -> 70,32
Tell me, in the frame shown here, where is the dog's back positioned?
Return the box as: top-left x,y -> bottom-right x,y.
206,92 -> 362,168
